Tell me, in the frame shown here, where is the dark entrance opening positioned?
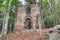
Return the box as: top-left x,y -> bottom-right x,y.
24,18 -> 32,29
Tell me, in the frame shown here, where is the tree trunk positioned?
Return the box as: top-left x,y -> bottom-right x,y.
2,10 -> 9,40
1,0 -> 12,40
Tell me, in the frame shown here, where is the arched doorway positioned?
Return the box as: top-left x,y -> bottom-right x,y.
24,18 -> 32,29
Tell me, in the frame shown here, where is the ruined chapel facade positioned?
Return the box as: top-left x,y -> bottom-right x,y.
14,2 -> 43,32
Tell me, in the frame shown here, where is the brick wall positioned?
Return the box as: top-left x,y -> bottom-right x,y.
0,29 -> 50,40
